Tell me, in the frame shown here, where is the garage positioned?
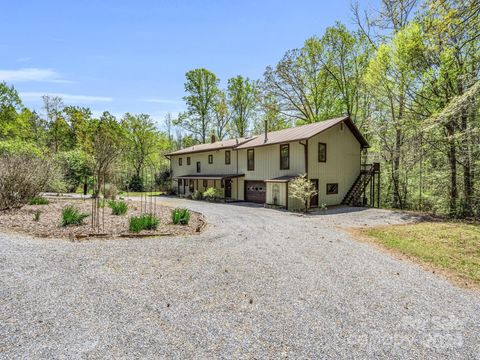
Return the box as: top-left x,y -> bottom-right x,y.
245,181 -> 266,204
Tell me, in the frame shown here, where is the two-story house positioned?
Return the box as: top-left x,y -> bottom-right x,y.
166,116 -> 376,210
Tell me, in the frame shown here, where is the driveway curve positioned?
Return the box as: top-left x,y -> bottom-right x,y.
1,198 -> 479,359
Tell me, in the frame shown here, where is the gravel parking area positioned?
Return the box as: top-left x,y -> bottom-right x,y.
1,198 -> 480,359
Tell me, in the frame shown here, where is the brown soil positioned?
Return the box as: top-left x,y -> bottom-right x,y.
0,197 -> 204,239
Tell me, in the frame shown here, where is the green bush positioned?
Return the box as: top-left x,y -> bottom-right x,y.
203,187 -> 220,201
29,196 -> 49,205
171,208 -> 190,225
61,206 -> 89,227
192,190 -> 203,200
129,214 -> 159,233
108,200 -> 128,215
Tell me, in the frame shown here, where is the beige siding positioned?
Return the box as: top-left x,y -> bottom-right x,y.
170,148 -> 238,178
307,122 -> 361,206
237,141 -> 306,181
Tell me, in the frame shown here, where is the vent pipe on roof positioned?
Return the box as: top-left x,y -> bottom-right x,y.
264,120 -> 268,143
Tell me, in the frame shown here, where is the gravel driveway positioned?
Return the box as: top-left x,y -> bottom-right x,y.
1,198 -> 479,359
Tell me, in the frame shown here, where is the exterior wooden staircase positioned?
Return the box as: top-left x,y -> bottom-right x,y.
342,163 -> 380,206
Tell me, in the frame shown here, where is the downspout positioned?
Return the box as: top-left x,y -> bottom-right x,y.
299,140 -> 308,178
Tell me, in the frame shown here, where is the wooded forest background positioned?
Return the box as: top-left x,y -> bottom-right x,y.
1,0 -> 479,217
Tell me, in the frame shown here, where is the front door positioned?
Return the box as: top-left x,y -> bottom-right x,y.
225,179 -> 232,198
310,179 -> 319,207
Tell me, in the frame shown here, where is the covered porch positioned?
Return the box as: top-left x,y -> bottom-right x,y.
174,174 -> 245,202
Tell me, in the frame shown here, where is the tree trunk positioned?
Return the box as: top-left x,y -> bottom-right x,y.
460,110 -> 473,217
445,122 -> 458,216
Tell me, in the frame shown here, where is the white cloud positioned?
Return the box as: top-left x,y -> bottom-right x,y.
0,68 -> 71,83
20,92 -> 113,103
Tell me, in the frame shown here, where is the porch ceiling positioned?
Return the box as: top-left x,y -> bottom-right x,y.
173,174 -> 245,180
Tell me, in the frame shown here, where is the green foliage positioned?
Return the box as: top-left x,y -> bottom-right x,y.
29,196 -> 49,205
175,68 -> 219,143
128,174 -> 144,192
0,140 -> 43,157
171,208 -> 191,225
108,200 -> 128,215
227,76 -> 258,137
128,214 -> 159,233
56,149 -> 93,192
191,190 -> 203,200
203,187 -> 221,201
61,206 -> 89,227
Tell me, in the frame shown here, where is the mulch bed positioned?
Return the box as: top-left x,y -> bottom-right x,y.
0,198 -> 205,240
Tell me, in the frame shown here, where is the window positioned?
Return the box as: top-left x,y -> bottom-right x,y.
208,154 -> 213,164
326,183 -> 338,195
187,157 -> 191,165
280,144 -> 289,170
225,150 -> 231,165
318,143 -> 327,162
178,179 -> 183,186
196,161 -> 201,173
179,157 -> 182,166
203,179 -> 208,188
247,149 -> 255,171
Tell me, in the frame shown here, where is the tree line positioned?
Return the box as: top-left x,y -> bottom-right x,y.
1,0 -> 479,217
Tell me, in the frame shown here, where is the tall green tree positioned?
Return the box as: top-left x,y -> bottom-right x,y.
176,68 -> 219,143
121,113 -> 160,190
227,76 -> 258,137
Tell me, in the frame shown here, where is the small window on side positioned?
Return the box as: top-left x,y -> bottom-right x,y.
196,161 -> 201,173
247,149 -> 254,171
208,154 -> 213,164
280,144 -> 289,170
326,183 -> 338,195
318,143 -> 327,163
225,150 -> 231,165
187,157 -> 191,165
179,157 -> 182,166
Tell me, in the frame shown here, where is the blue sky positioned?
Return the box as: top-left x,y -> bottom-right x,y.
1,0 -> 376,127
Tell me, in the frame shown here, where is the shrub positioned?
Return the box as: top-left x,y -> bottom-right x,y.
171,208 -> 190,225
319,203 -> 328,214
0,152 -> 53,210
203,187 -> 220,201
102,183 -> 118,200
29,196 -> 49,205
192,190 -> 203,200
61,206 -> 89,227
108,200 -> 128,215
129,174 -> 144,192
129,214 -> 159,233
56,149 -> 93,193
289,174 -> 318,213
33,210 -> 42,221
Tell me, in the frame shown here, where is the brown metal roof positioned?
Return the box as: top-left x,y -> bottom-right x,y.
166,117 -> 368,156
236,116 -> 369,149
165,137 -> 255,156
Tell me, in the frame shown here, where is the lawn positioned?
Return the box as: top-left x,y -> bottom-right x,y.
361,222 -> 480,287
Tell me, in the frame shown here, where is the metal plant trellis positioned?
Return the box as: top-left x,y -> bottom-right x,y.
90,165 -> 161,233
